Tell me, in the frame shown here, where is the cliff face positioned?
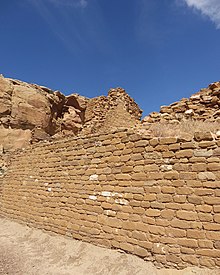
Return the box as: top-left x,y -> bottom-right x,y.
0,75 -> 89,151
0,75 -> 142,151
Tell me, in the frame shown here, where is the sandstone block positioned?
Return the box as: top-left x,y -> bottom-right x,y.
159,137 -> 177,145
131,172 -> 146,181
176,210 -> 198,221
204,196 -> 220,205
187,196 -> 202,205
214,214 -> 220,223
214,241 -> 220,249
214,205 -> 220,213
206,231 -> 220,241
198,172 -> 216,181
120,242 -> 134,252
194,149 -> 213,157
213,148 -> 220,156
187,229 -> 205,239
169,143 -> 180,151
178,238 -> 198,248
144,164 -> 159,172
134,246 -> 149,257
157,194 -> 173,203
115,174 -> 131,180
161,209 -> 175,220
164,171 -> 179,180
197,249 -> 220,258
161,186 -> 175,194
166,254 -> 181,264
198,141 -> 216,148
194,131 -> 213,141
181,255 -> 199,266
132,231 -> 147,241
149,138 -> 159,146
198,240 -> 214,249
154,145 -> 169,152
207,163 -> 220,171
176,149 -> 193,158
134,140 -> 149,147
199,257 -> 215,268
198,213 -> 213,222
167,227 -> 186,238
191,163 -> 206,172
179,172 -> 197,180
196,205 -> 212,213
149,225 -> 166,235
145,209 -> 161,217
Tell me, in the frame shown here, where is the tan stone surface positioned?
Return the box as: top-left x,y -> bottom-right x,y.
1,217 -> 219,275
142,81 -> 220,124
1,129 -> 220,269
0,76 -> 142,152
2,77 -> 220,271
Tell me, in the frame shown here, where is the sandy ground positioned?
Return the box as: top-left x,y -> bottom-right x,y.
0,217 -> 220,275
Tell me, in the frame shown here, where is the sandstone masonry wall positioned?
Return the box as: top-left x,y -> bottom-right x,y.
1,129 -> 220,269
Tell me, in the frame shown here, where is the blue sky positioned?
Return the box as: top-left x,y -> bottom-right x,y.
1,0 -> 220,117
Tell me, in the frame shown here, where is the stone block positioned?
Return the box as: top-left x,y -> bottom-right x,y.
194,149 -> 213,157
198,172 -> 216,181
132,231 -> 147,241
176,149 -> 193,158
194,132 -> 213,141
120,242 -> 134,252
164,171 -> 179,180
145,209 -> 161,217
176,210 -> 198,221
159,137 -> 177,145
207,163 -> 220,171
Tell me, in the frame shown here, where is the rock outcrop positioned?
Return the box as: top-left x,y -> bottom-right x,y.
0,75 -> 142,151
0,75 -> 88,151
142,81 -> 220,124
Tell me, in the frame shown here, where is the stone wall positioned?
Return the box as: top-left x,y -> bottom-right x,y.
143,81 -> 220,124
1,129 -> 220,269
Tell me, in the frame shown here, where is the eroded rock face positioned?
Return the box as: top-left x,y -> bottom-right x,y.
0,127 -> 32,152
0,75 -> 89,151
142,81 -> 220,125
0,76 -> 142,151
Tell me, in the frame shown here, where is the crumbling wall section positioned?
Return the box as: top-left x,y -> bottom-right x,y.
1,129 -> 220,269
143,81 -> 220,124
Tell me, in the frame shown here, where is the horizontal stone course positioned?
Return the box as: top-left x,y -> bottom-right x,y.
1,129 -> 220,269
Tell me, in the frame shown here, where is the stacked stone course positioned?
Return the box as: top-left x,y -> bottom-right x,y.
1,129 -> 220,269
143,81 -> 220,123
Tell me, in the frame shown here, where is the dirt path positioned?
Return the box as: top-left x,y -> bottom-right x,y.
0,217 -> 219,275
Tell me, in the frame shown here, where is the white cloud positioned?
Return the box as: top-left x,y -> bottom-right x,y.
183,0 -> 220,28
48,0 -> 88,8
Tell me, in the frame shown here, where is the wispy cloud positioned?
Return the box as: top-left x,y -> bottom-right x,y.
27,0 -> 108,56
182,0 -> 220,29
48,0 -> 88,9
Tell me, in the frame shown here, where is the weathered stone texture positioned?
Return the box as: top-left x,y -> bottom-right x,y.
1,129 -> 220,269
82,87 -> 142,134
142,81 -> 220,124
0,76 -> 141,151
